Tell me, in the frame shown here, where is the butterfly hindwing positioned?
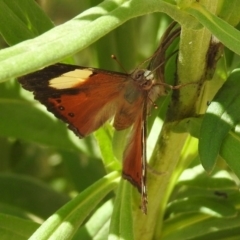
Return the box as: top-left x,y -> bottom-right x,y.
122,99 -> 148,213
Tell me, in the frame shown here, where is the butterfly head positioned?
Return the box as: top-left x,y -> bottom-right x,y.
131,69 -> 155,91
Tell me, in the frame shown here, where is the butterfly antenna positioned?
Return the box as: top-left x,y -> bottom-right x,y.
111,55 -> 129,73
147,96 -> 158,109
149,49 -> 179,78
139,23 -> 180,71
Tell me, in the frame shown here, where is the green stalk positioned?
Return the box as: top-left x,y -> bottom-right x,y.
133,1 -> 219,239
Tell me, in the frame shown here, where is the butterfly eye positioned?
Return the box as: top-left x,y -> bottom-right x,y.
133,70 -> 145,81
131,69 -> 154,90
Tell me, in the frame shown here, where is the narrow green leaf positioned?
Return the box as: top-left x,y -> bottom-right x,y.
74,200 -> 113,240
220,131 -> 240,180
29,171 -> 120,240
0,99 -> 91,153
60,150 -> 105,192
166,196 -> 237,218
163,212 -> 240,240
95,126 -> 121,173
0,213 -> 39,240
112,129 -> 129,162
178,174 -> 237,190
199,69 -> 240,172
0,0 -> 53,45
109,180 -> 134,240
0,0 -> 200,82
0,173 -> 70,219
186,2 -> 240,55
217,0 -> 240,26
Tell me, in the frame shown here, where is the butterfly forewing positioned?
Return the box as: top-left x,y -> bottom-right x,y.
19,63 -> 130,137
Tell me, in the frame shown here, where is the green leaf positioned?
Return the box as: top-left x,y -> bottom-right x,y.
199,69 -> 240,172
112,128 -> 129,162
29,171 -> 120,240
60,150 -> 106,192
0,0 -> 200,82
0,0 -> 53,45
162,212 -> 240,240
217,0 -> 240,26
178,172 -> 237,191
95,126 -> 121,173
109,180 -> 134,240
186,2 -> 240,55
220,131 -> 240,180
166,196 -> 237,218
74,200 -> 113,240
175,184 -> 237,201
0,173 -> 70,219
0,213 -> 39,240
0,98 -> 92,153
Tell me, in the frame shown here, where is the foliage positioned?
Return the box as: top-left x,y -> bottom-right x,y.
0,0 -> 240,239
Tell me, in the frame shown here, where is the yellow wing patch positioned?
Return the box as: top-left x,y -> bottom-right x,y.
49,69 -> 93,89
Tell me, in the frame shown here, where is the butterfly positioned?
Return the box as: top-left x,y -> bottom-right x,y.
18,22 -> 180,214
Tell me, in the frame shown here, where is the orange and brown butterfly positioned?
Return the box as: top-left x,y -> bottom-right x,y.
18,22 -> 180,214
